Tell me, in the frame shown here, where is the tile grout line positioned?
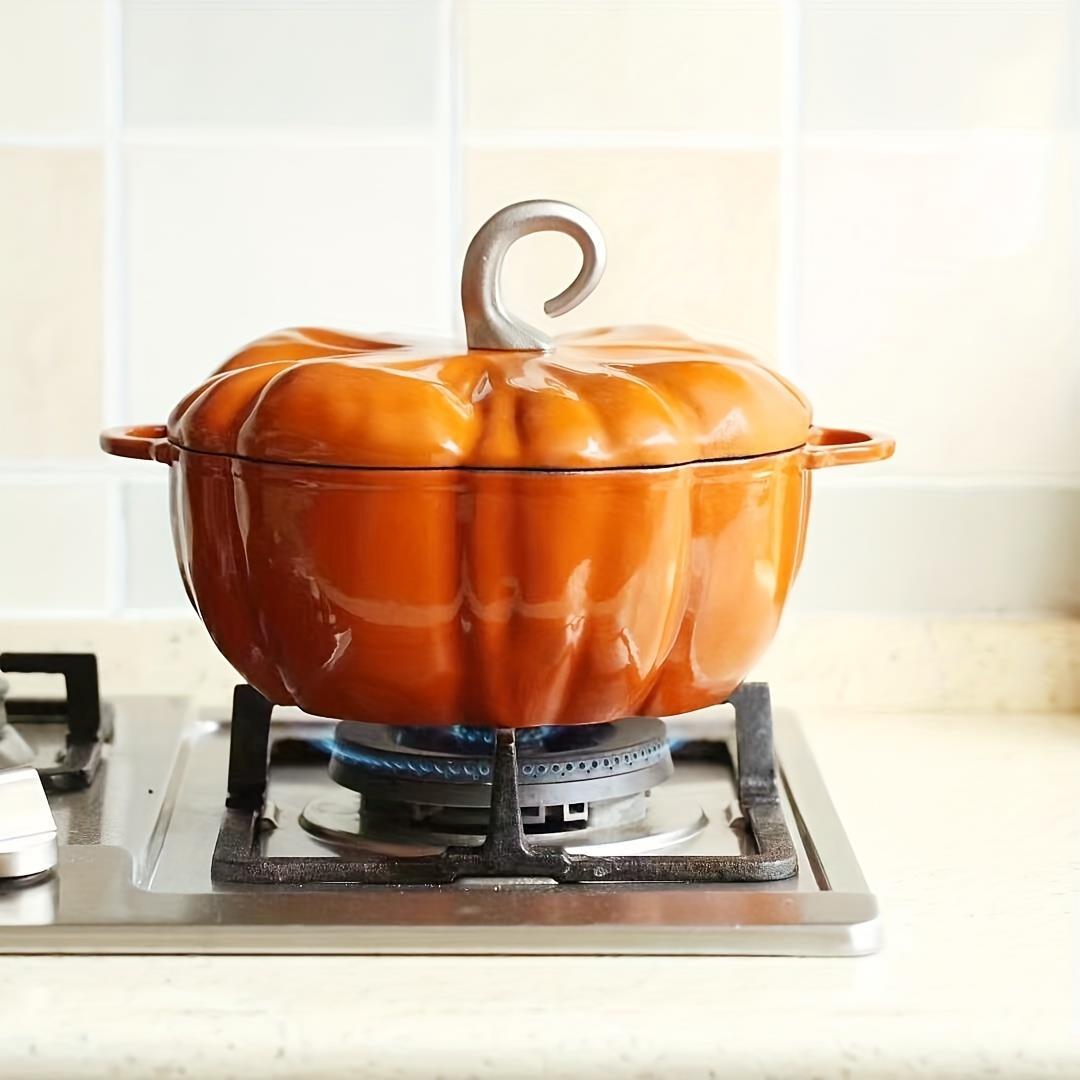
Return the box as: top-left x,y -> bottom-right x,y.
776,0 -> 804,379
117,129 -> 440,149
0,133 -> 104,148
442,0 -> 465,335
463,131 -> 782,150
102,0 -> 128,616
1,130 -> 1066,152
1069,0 -> 1080,372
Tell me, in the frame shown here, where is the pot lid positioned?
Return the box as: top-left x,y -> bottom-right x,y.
168,201 -> 812,470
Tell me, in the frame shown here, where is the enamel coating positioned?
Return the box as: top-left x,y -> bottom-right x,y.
176,450 -> 806,727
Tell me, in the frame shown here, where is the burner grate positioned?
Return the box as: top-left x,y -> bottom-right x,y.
0,653 -> 113,792
211,683 -> 798,886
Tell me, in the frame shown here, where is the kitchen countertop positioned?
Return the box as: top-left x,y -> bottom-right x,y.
2,707 -> 1076,1079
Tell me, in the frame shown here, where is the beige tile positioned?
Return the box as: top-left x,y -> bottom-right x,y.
803,0 -> 1075,131
463,0 -> 782,134
465,148 -> 780,355
0,0 -> 103,134
126,144 -> 452,420
124,0 -> 440,130
0,149 -> 103,459
0,482 -> 109,611
797,141 -> 1080,476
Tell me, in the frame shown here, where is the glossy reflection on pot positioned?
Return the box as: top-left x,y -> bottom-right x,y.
168,451 -> 810,727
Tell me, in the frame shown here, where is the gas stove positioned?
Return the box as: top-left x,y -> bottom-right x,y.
0,653 -> 880,955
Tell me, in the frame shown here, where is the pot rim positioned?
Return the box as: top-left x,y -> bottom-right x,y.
171,440 -> 810,474
100,424 -> 894,473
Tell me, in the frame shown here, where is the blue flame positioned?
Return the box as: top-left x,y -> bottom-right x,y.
313,722 -> 672,785
316,732 -> 495,782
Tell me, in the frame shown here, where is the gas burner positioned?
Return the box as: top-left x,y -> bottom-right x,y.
325,716 -> 672,807
301,716 -> 706,855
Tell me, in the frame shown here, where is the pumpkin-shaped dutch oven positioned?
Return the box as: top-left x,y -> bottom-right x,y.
101,201 -> 893,727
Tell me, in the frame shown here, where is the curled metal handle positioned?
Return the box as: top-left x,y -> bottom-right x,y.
461,200 -> 606,351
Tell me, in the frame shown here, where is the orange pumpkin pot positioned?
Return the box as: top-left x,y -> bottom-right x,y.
101,201 -> 893,727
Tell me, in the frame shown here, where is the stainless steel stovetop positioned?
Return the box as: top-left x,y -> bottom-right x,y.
0,658 -> 880,956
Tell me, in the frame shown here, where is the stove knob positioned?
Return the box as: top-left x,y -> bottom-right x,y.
0,766 -> 58,880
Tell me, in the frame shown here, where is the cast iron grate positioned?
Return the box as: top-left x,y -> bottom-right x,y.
0,652 -> 113,792
211,682 -> 798,886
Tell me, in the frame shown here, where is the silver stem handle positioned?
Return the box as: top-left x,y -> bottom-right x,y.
461,200 -> 606,351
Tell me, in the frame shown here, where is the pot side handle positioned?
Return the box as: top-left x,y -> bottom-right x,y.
802,426 -> 895,470
100,424 -> 176,464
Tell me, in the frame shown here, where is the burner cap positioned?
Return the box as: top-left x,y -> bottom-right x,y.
327,717 -> 673,809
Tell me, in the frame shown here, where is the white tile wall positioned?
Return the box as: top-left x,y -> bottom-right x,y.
123,478 -> 186,610
797,139 -> 1080,477
126,143 -> 452,420
0,0 -> 104,135
790,481 -> 1080,614
802,0 -> 1077,132
123,0 -> 442,132
0,481 -> 111,612
0,0 -> 1077,621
